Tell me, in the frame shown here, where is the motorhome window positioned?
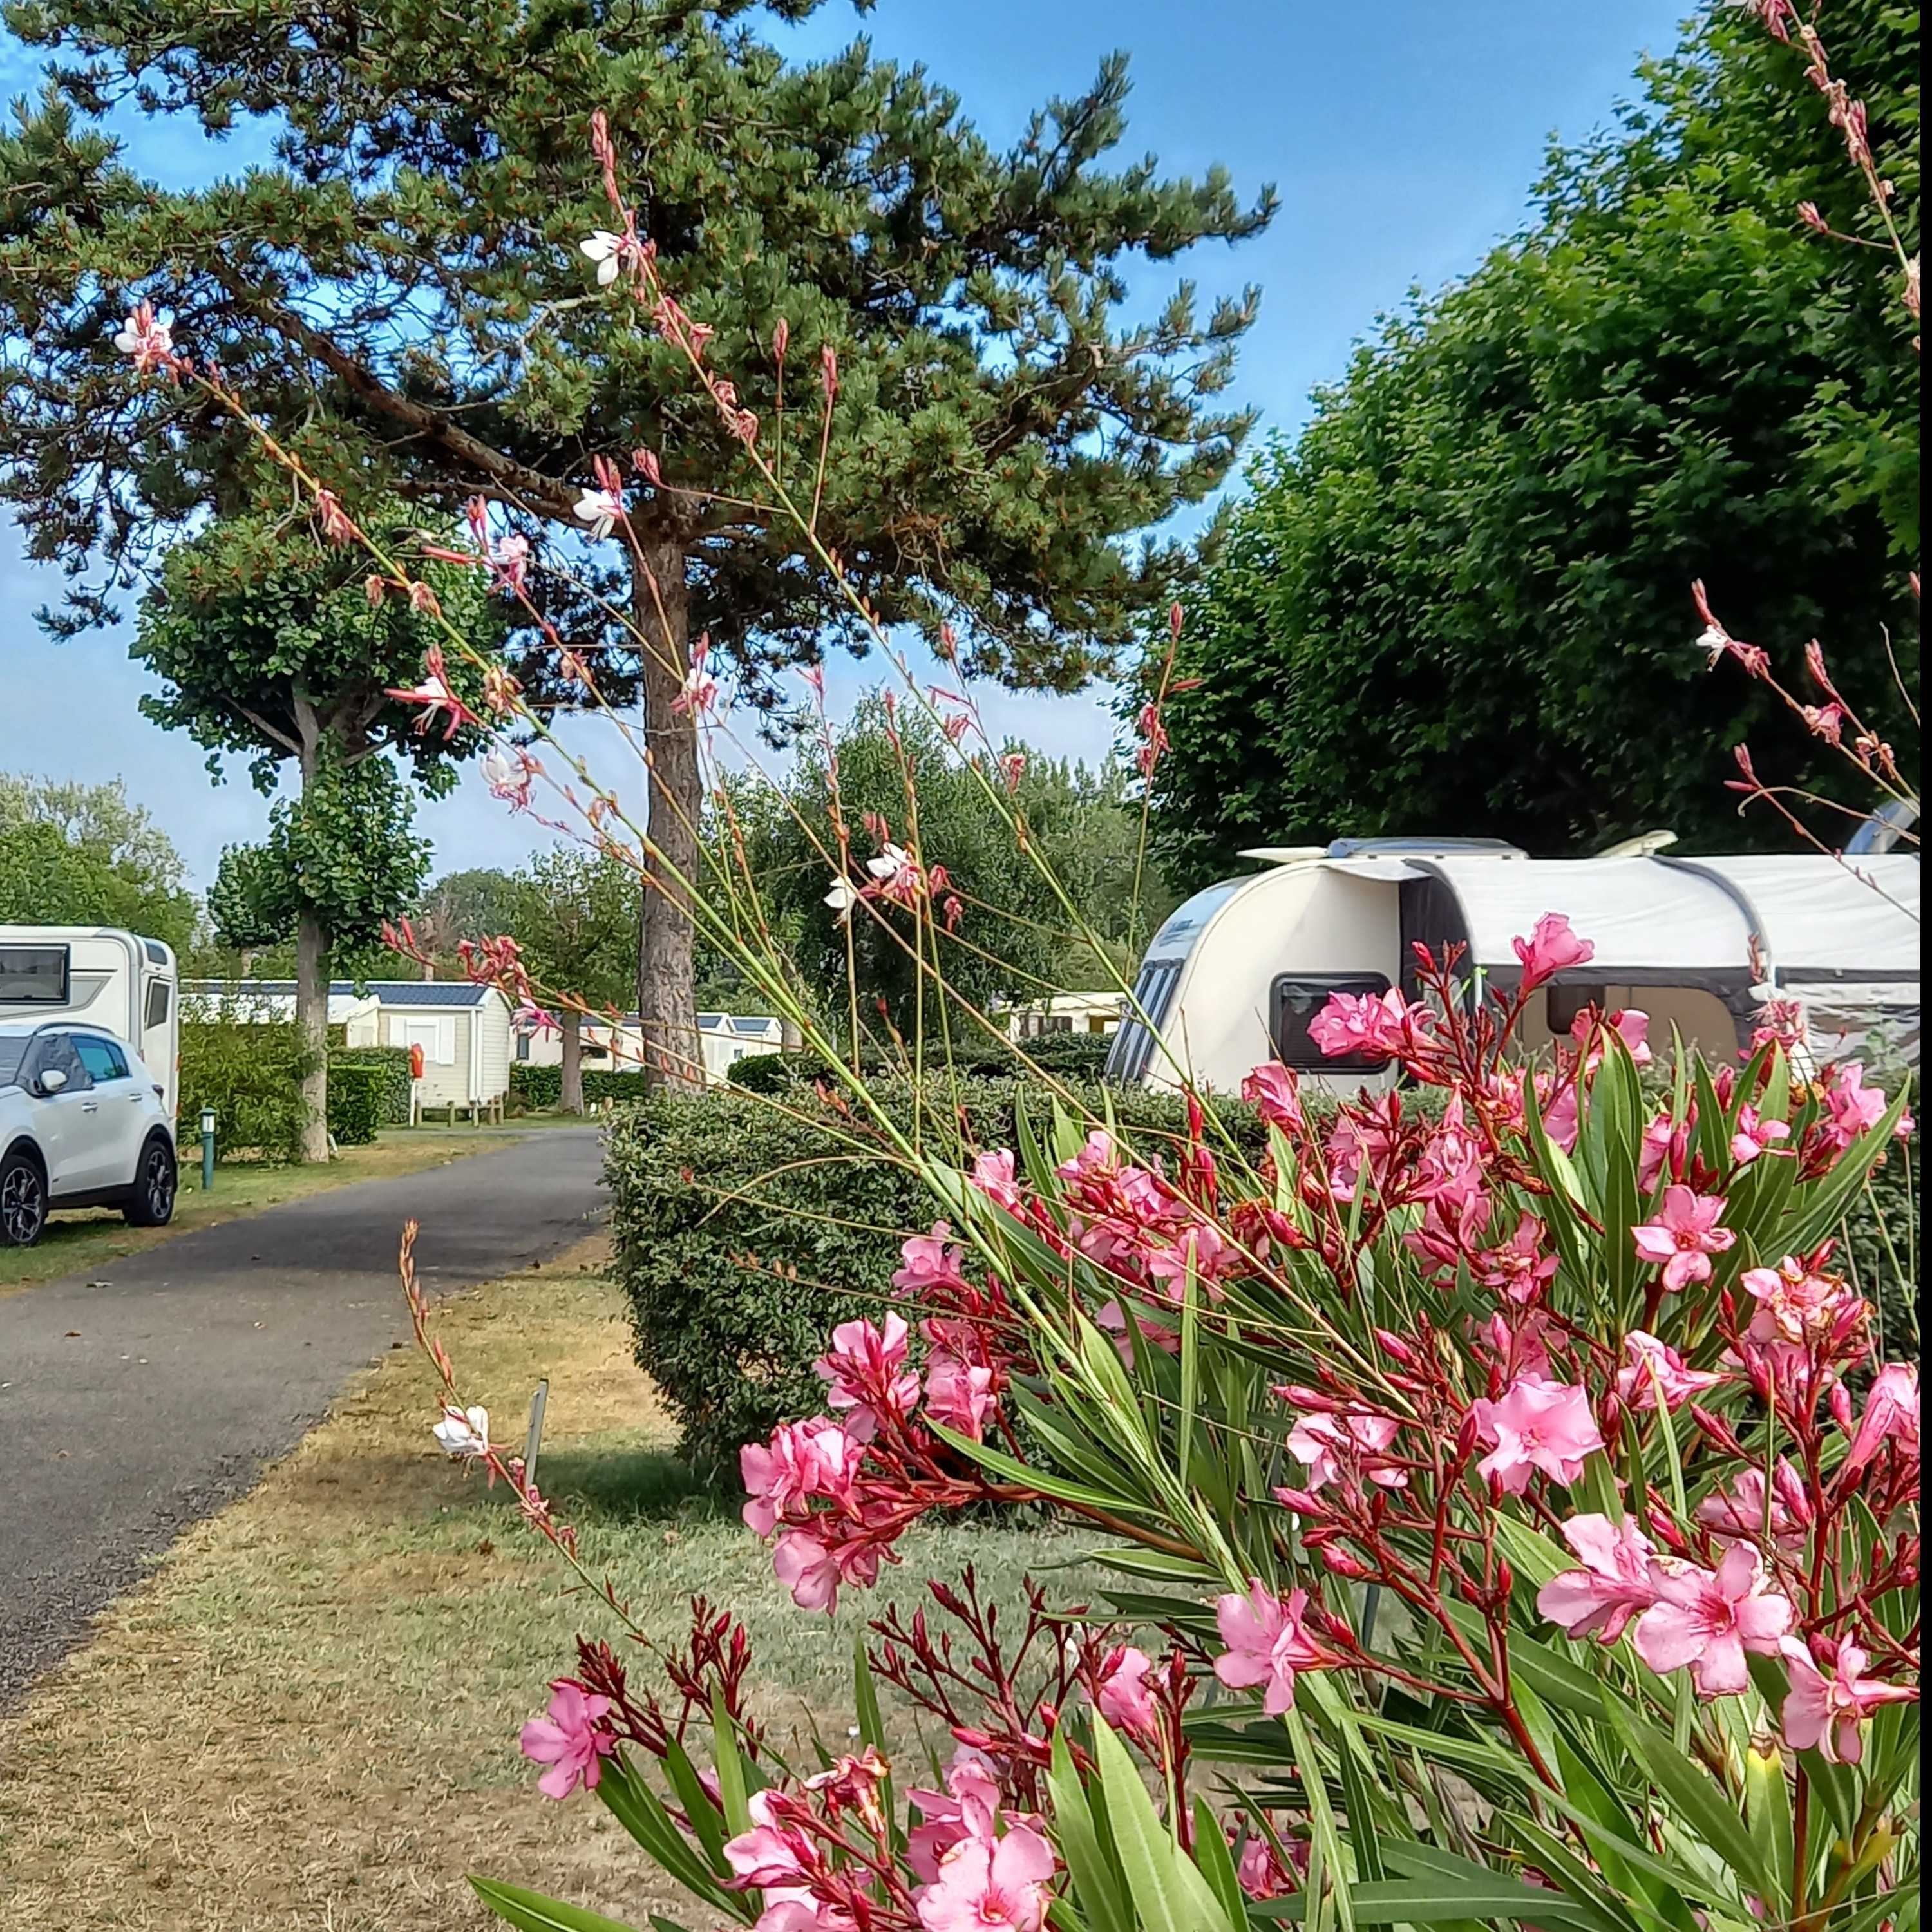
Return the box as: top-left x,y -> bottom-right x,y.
144,978 -> 172,1028
1271,973 -> 1394,1070
0,945 -> 70,1003
1544,984 -> 1607,1034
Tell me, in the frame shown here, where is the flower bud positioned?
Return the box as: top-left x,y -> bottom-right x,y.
1455,1409 -> 1482,1464
1374,1329 -> 1421,1368
1319,1544 -> 1371,1580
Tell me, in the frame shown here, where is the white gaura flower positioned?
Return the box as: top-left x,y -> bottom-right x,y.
580,231 -> 627,285
433,1404 -> 491,1459
824,876 -> 860,923
573,486 -> 626,540
111,301 -> 175,374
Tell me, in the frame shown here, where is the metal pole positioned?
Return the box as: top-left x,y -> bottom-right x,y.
200,1106 -> 216,1191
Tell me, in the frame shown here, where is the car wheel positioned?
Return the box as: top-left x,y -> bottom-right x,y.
124,1136 -> 178,1228
1,1147 -> 48,1248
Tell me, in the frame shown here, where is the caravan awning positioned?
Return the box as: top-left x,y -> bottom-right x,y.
1664,855 -> 1919,983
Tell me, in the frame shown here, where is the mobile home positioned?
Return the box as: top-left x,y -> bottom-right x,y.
0,926 -> 180,1114
1104,840 -> 1920,1094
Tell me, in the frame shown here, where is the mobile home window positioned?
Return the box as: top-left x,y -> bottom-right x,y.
1270,973 -> 1394,1071
144,978 -> 172,1028
0,946 -> 69,1003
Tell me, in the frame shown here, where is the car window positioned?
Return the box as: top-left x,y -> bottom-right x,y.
0,1037 -> 27,1089
72,1034 -> 131,1083
27,1032 -> 93,1093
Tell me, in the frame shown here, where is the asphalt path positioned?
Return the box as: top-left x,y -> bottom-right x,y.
0,1126 -> 605,1705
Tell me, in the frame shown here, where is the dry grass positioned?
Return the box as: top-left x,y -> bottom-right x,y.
0,1238 -> 1076,1929
0,1130 -> 518,1296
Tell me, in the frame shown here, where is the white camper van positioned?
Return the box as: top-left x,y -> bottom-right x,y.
1104,840 -> 1920,1095
0,927 -> 181,1116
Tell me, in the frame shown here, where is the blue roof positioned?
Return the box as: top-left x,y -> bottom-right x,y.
185,978 -> 495,1009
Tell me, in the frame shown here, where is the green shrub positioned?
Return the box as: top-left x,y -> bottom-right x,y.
726,1030 -> 1115,1096
178,1014 -> 316,1164
724,1052 -> 791,1095
511,1062 -> 647,1112
325,1063 -> 384,1144
605,1075 -> 1264,1465
330,1044 -> 413,1124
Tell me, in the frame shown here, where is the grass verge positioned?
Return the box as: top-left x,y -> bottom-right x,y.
0,1129 -> 524,1295
0,1238 -> 1078,1928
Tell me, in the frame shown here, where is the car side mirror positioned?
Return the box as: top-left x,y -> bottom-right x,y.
39,1066 -> 68,1094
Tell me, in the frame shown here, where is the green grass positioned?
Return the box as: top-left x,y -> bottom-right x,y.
0,1245 -> 1075,1930
0,1128 -> 526,1294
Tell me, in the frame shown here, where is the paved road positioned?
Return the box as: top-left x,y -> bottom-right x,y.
0,1128 -> 605,1705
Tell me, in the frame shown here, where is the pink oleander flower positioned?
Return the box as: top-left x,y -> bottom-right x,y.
1740,1255 -> 1858,1346
968,1148 -> 1021,1214
1287,1409 -> 1406,1491
1212,1582 -> 1331,1716
755,1893 -> 858,1932
740,1417 -> 862,1535
1473,1376 -> 1604,1493
1471,1211 -> 1559,1304
923,1350 -> 998,1440
893,1223 -> 967,1295
520,1680 -> 618,1799
1234,1831 -> 1307,1901
1633,1544 -> 1793,1696
1638,1109 -> 1692,1192
1145,1218 -> 1235,1292
770,1524 -> 881,1613
1631,1186 -> 1735,1291
907,1748 -> 1002,1884
1513,913 -> 1595,992
1571,1005 -> 1651,1068
1778,1638 -> 1916,1764
384,643 -> 481,741
1480,1307 -> 1556,1381
1306,987 -> 1419,1062
814,1313 -> 920,1441
1730,1107 -> 1792,1166
1537,1513 -> 1663,1643
1242,1060 -> 1304,1132
1842,1361 -> 1919,1475
1094,1644 -> 1160,1741
1696,1462 -> 1811,1554
1616,1330 -> 1723,1413
112,300 -> 176,374
1541,1078 -> 1581,1155
1818,1061 -> 1889,1151
724,1790 -> 817,1887
915,1821 -> 1056,1932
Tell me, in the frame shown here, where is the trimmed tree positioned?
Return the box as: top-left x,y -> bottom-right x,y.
0,1 -> 1271,1088
1144,0 -> 1918,884
136,511 -> 492,1157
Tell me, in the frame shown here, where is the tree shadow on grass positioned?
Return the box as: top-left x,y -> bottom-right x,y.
533,1445 -> 735,1523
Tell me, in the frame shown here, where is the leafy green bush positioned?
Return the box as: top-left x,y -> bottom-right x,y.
726,1030 -> 1116,1095
325,1063 -> 384,1145
178,1014 -> 316,1164
330,1044 -> 413,1124
724,1051 -> 790,1095
605,1076 -> 1264,1465
510,1063 -> 649,1112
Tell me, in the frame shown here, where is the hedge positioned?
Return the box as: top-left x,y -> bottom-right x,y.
605,1075 -> 1265,1466
325,1062 -> 384,1145
726,1029 -> 1115,1096
330,1045 -> 413,1124
509,1063 -> 649,1112
180,1015 -> 316,1164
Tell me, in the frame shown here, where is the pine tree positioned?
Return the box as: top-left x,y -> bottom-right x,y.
0,1 -> 1271,1085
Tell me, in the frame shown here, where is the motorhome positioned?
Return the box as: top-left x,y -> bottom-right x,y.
1104,840 -> 1920,1095
0,926 -> 181,1115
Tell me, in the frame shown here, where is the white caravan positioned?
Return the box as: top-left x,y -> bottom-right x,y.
0,927 -> 181,1116
1103,840 -> 1920,1095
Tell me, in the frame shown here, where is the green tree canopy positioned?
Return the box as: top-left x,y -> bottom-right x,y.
1145,0 -> 1919,886
0,0 -> 1270,1083
0,773 -> 198,953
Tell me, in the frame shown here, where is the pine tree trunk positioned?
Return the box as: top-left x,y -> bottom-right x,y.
632,537 -> 705,1093
559,1008 -> 585,1115
296,909 -> 330,1162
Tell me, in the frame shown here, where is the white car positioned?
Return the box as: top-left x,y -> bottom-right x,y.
0,1019 -> 178,1247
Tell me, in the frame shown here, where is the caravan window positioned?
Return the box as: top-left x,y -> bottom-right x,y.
0,945 -> 69,1003
1271,973 -> 1394,1070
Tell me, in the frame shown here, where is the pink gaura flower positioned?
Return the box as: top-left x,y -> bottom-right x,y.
907,1748 -> 1003,1884
1631,1186 -> 1735,1292
1212,1582 -> 1332,1716
893,1223 -> 967,1295
1537,1513 -> 1663,1643
1094,1644 -> 1160,1741
520,1680 -> 618,1799
1286,1409 -> 1407,1491
915,1821 -> 1056,1932
1730,1106 -> 1792,1166
1242,1060 -> 1304,1132
1633,1544 -> 1793,1697
1616,1330 -> 1723,1413
1306,987 -> 1420,1063
1513,913 -> 1595,992
1778,1638 -> 1916,1764
1695,1461 -> 1811,1555
1473,1376 -> 1604,1493
815,1314 -> 920,1441
1842,1361 -> 1918,1475
968,1148 -> 1021,1214
923,1350 -> 998,1441
740,1417 -> 862,1535
384,643 -> 481,741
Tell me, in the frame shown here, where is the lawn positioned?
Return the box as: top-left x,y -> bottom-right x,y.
0,1239 -> 1079,1929
0,1128 -> 531,1295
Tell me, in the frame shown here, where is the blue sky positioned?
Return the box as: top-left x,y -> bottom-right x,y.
0,0 -> 1690,889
